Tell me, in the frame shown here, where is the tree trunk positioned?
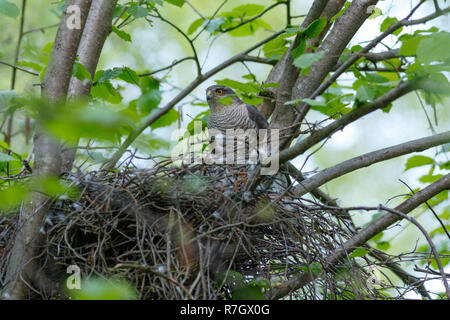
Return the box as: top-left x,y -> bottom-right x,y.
61,0 -> 117,174
2,0 -> 92,300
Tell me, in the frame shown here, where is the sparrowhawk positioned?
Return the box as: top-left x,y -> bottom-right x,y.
206,85 -> 269,132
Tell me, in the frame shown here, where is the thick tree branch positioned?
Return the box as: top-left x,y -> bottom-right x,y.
2,0 -> 92,300
278,80 -> 417,164
258,0 -> 341,120
287,0 -> 378,136
61,0 -> 118,173
293,131 -> 450,198
267,173 -> 450,299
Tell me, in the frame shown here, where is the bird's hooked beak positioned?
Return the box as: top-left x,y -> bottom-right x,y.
206,90 -> 212,101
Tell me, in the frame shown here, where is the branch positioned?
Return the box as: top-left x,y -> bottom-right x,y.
148,11 -> 201,75
258,0 -> 336,120
0,60 -> 38,76
22,23 -> 58,35
2,0 -> 92,300
367,247 -> 431,299
139,57 -> 196,76
267,173 -> 450,299
307,4 -> 450,108
279,80 -> 417,164
219,1 -> 287,33
101,30 -> 285,171
293,131 -> 450,197
277,0 -> 378,138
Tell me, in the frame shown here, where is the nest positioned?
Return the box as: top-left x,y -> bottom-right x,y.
0,161 -> 384,300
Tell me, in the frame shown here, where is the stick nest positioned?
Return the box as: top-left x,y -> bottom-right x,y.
1,162 -> 383,299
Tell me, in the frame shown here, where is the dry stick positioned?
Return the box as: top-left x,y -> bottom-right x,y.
102,30 -> 284,171
367,247 -> 431,299
267,173 -> 450,299
293,131 -> 450,198
377,205 -> 450,299
1,0 -> 92,300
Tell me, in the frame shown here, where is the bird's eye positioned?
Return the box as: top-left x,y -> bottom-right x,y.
216,89 -> 223,95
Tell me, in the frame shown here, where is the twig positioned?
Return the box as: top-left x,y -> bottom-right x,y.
148,11 -> 201,75
399,179 -> 450,240
22,23 -> 58,35
266,173 -> 450,299
139,57 -> 195,76
219,1 -> 287,33
0,60 -> 39,76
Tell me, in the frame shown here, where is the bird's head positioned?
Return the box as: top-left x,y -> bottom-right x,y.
206,85 -> 239,112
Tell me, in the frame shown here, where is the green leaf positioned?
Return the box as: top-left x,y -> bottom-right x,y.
150,108 -> 178,130
405,155 -> 435,171
419,174 -> 444,184
215,79 -> 259,94
187,18 -> 204,35
380,17 -> 402,36
355,84 -> 378,102
0,0 -> 20,19
117,67 -> 140,85
0,91 -> 16,110
399,35 -> 422,56
127,3 -> 148,18
165,0 -> 184,7
72,62 -> 92,82
330,1 -> 350,24
137,77 -> 162,114
98,68 -> 124,83
293,51 -> 324,69
368,7 -> 382,19
0,184 -> 29,211
417,32 -> 450,64
262,36 -> 287,60
291,37 -> 306,59
308,262 -> 323,275
304,17 -> 327,38
69,277 -> 138,300
376,241 -> 390,251
111,26 -> 131,42
0,153 -> 16,162
262,82 -> 280,88
218,96 -> 233,105
349,247 -> 369,258
91,82 -> 123,104
231,4 -> 264,17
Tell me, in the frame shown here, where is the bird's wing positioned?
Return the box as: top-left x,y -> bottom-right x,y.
245,104 -> 269,129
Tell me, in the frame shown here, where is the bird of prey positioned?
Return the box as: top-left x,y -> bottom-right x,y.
206,85 -> 268,132
205,85 -> 273,190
